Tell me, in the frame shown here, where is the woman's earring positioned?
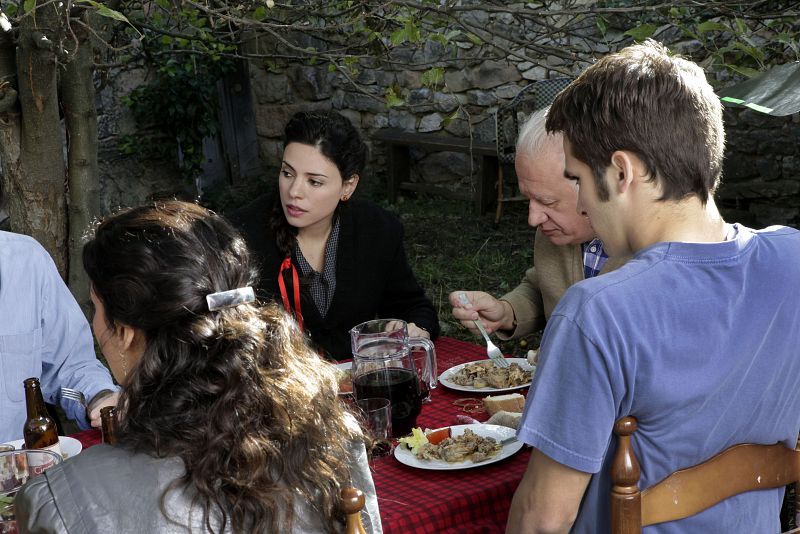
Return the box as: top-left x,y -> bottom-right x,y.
120,351 -> 128,379
341,194 -> 349,201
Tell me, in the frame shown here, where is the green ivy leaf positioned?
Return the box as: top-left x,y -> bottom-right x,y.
731,41 -> 764,63
386,87 -> 405,108
696,21 -> 729,34
429,33 -> 448,46
726,64 -> 760,78
390,27 -> 408,46
253,6 -> 267,21
596,17 -> 608,36
466,32 -> 482,45
775,33 -> 800,56
23,0 -> 36,13
441,109 -> 459,127
624,23 -> 657,42
74,0 -> 130,23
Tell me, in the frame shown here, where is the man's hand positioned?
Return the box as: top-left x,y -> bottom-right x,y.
449,290 -> 516,334
87,390 -> 120,428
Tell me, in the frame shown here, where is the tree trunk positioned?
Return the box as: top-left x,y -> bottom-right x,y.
0,30 -> 21,214
61,19 -> 99,312
13,1 -> 68,276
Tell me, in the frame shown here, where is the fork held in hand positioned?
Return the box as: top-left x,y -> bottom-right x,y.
458,293 -> 510,368
60,387 -> 88,408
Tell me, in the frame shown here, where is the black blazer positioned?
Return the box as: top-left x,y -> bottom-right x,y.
230,194 -> 440,360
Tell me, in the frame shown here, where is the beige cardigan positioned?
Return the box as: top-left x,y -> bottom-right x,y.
498,227 -> 627,339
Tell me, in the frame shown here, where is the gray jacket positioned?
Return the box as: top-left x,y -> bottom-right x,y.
15,442 -> 382,533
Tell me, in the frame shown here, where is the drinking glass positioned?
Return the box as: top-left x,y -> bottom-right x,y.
0,449 -> 63,534
356,398 -> 393,458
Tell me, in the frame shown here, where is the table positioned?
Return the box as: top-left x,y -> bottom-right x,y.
71,336 -> 530,534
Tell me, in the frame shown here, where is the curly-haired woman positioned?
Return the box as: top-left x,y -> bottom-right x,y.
15,201 -> 382,533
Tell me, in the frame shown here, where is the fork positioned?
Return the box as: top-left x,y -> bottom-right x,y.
60,387 -> 88,409
458,292 -> 510,368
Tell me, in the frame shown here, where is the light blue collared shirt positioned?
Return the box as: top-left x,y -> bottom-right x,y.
0,231 -> 118,443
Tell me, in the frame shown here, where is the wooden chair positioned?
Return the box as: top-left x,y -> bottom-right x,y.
493,77 -> 572,225
611,416 -> 800,533
341,487 -> 368,534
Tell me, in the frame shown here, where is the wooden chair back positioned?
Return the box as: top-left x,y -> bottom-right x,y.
341,487 -> 368,534
611,416 -> 800,533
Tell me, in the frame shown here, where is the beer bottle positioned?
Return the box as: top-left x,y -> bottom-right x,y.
23,377 -> 62,474
100,406 -> 118,445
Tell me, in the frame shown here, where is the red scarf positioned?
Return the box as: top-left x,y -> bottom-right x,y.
278,257 -> 304,331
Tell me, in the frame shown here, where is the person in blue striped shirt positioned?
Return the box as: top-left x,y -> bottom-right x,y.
0,223 -> 119,443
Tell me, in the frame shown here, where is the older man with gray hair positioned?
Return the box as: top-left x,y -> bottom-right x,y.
451,107 -> 624,339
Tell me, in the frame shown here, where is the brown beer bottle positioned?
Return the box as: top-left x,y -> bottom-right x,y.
23,377 -> 62,473
100,406 -> 118,445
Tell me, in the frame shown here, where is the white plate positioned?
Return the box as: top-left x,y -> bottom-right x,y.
394,423 -> 523,470
2,436 -> 83,460
438,358 -> 535,393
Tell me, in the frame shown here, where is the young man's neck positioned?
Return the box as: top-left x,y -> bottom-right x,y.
632,196 -> 727,251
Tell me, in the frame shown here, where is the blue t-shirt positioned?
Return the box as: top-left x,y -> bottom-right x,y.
518,224 -> 800,533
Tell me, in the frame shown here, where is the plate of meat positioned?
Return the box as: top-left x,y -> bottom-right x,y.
438,358 -> 534,393
394,424 -> 523,470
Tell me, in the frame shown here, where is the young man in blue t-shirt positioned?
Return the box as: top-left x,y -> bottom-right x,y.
506,40 -> 800,533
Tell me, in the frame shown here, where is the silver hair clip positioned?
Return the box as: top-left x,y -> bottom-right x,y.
206,287 -> 255,312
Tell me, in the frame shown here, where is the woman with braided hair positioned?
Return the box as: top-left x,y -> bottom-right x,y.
15,200 -> 382,533
231,110 -> 439,360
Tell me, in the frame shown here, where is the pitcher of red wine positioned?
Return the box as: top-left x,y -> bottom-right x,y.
350,319 -> 437,437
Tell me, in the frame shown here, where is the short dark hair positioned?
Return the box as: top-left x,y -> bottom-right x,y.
546,40 -> 725,204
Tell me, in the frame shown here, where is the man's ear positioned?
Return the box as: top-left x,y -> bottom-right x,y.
609,151 -> 636,195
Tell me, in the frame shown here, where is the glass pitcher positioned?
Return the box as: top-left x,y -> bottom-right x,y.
350,319 -> 437,437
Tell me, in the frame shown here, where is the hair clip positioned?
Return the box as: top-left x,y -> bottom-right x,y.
206,287 -> 255,312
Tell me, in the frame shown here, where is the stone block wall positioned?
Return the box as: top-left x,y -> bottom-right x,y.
245,29 -> 800,228
718,110 -> 800,228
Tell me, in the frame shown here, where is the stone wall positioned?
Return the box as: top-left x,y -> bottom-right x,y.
95,68 -> 185,214
245,30 -> 800,229
718,110 -> 800,228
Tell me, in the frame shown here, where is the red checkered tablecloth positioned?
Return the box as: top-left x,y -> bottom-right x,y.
71,336 -> 529,534
370,336 -> 530,534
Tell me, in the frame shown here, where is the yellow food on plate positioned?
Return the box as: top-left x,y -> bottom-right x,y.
398,427 -> 428,454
